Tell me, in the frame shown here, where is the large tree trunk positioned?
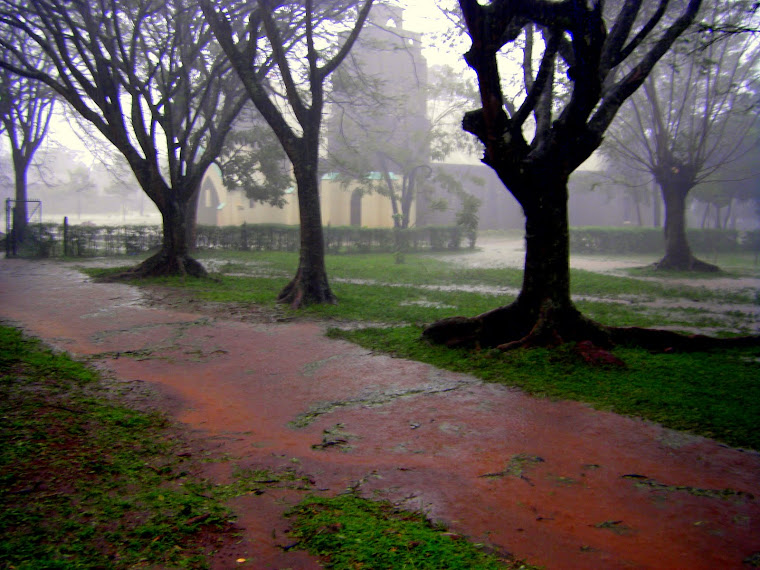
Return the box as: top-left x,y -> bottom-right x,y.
11,157 -> 29,247
422,176 -> 758,356
277,162 -> 336,308
424,176 -> 608,350
121,193 -> 207,278
656,180 -> 718,272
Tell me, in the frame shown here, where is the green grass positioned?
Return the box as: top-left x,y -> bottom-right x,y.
79,249 -> 760,452
83,251 -> 758,332
327,326 -> 760,450
1,325 -> 535,568
286,494 -> 537,569
0,325 -> 236,569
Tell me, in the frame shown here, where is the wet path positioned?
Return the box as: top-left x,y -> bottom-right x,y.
1,259 -> 759,569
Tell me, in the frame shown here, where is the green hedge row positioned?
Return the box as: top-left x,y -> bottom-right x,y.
196,224 -> 465,253
570,227 -> 760,254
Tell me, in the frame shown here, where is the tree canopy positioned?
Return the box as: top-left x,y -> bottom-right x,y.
0,34 -> 55,246
0,0 -> 249,276
603,1 -> 760,270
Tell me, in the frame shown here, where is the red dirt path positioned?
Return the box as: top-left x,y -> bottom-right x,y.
1,259 -> 759,569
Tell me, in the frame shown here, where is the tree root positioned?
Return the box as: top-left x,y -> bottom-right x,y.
422,300 -> 760,362
103,250 -> 208,280
606,326 -> 760,352
653,255 -> 720,273
277,276 -> 337,309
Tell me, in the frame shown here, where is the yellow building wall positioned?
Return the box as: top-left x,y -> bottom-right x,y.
198,169 -> 415,229
320,180 -> 352,226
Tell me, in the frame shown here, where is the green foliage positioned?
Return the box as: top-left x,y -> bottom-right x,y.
329,327 -> 760,451
286,494 -> 532,569
216,114 -> 293,207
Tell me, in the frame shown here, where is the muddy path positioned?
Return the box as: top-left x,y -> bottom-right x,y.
1,258 -> 759,569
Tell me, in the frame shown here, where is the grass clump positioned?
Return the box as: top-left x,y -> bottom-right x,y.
328,326 -> 760,451
286,494 -> 536,569
0,325 -> 232,569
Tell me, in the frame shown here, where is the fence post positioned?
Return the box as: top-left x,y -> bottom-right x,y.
63,216 -> 69,257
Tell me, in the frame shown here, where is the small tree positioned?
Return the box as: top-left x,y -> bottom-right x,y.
202,0 -> 374,307
0,35 -> 55,247
603,2 -> 760,271
0,0 -> 249,276
329,48 -> 481,230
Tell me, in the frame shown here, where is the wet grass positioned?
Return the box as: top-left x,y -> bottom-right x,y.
1,325 -> 527,569
79,249 -> 760,453
327,326 -> 760,451
83,250 -> 758,332
0,325 -> 236,568
190,250 -> 758,304
286,494 -> 537,569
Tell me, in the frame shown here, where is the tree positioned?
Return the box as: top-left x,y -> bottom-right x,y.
0,0 -> 249,276
202,0 -> 374,307
603,2 -> 760,271
423,0 -> 760,353
215,105 -> 292,209
329,55 -> 482,230
0,35 -> 55,247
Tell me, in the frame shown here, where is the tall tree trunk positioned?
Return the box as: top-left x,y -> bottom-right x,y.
656,181 -> 718,272
652,182 -> 662,228
125,191 -> 207,278
424,176 -> 607,349
277,161 -> 336,308
11,163 -> 29,246
185,187 -> 200,252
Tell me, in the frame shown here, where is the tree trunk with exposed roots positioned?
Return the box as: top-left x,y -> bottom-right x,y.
423,166 -> 758,356
424,173 -> 610,350
656,176 -> 719,272
277,163 -> 337,308
120,194 -> 206,279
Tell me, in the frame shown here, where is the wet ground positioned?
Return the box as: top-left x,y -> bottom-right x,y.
1,256 -> 759,569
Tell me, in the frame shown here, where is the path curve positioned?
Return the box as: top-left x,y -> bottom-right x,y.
1,259 -> 759,569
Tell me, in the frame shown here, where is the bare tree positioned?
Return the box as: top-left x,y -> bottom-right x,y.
604,2 -> 760,271
0,35 -> 55,246
0,0 -> 248,276
329,58 -> 481,230
202,0 -> 374,307
423,0 -> 760,354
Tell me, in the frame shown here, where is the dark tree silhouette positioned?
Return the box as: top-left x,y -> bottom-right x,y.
423,0 -> 758,354
202,0 -> 374,307
604,2 -> 760,271
0,36 -> 55,248
0,0 -> 248,276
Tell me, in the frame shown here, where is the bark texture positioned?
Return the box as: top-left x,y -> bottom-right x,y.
277,164 -> 337,307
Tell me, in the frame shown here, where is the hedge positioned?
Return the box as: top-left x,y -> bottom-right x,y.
570,226 -> 760,255
4,222 -> 464,258
195,224 -> 463,254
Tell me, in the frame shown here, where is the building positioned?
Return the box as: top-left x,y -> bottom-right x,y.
197,3 -> 427,230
